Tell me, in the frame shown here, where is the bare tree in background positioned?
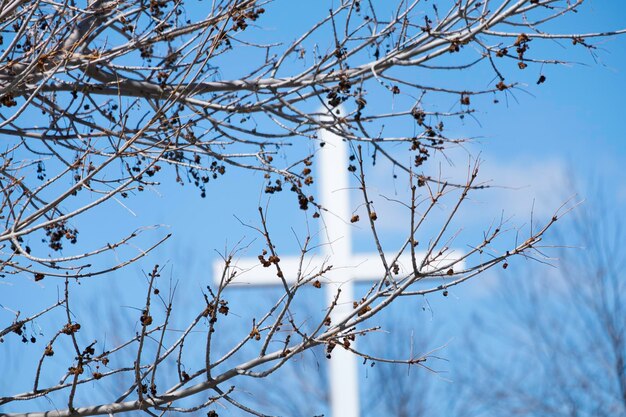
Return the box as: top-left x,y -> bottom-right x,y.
0,0 -> 624,415
358,310 -> 450,417
458,192 -> 626,417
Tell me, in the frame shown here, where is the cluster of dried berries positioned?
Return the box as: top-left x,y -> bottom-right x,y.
202,298 -> 229,324
326,340 -> 336,358
327,72 -> 353,107
140,310 -> 153,326
258,249 -> 280,268
43,221 -> 78,251
0,93 -> 17,107
68,364 -> 84,376
36,161 -> 46,180
249,325 -> 261,341
264,178 -> 283,194
7,321 -> 34,344
342,334 -> 355,349
9,236 -> 31,255
353,299 -> 371,317
411,109 -> 447,144
61,322 -> 81,335
232,6 -> 265,31
161,152 -> 226,198
514,33 -> 531,69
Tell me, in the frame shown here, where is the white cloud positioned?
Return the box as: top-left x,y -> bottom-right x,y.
350,152 -> 570,236
461,156 -> 570,221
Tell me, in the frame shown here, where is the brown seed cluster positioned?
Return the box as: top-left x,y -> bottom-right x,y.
43,221 -> 78,251
258,250 -> 280,267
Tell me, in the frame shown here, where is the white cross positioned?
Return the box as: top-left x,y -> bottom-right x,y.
212,107 -> 463,417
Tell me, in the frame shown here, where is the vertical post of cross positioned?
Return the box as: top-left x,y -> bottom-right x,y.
318,107 -> 359,417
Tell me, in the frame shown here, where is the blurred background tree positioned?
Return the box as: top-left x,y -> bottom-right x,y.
457,188 -> 626,417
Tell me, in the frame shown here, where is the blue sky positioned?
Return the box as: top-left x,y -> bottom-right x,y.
1,1 -> 626,415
